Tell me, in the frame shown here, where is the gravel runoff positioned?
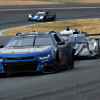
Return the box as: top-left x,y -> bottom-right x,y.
0,24 -> 33,36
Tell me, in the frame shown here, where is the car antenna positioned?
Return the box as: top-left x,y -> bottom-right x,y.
33,35 -> 36,47
32,25 -> 36,33
65,26 -> 70,31
32,22 -> 37,32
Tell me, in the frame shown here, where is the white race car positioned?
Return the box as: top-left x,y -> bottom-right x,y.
60,28 -> 100,58
60,27 -> 75,35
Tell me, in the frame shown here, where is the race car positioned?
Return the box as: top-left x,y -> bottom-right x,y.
0,31 -> 74,75
60,26 -> 75,36
28,11 -> 56,22
60,28 -> 100,58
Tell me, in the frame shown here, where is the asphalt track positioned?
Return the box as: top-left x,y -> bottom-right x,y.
1,5 -> 100,29
0,4 -> 100,100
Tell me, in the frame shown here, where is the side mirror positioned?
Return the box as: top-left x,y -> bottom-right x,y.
0,45 -> 4,48
57,41 -> 65,45
16,32 -> 22,36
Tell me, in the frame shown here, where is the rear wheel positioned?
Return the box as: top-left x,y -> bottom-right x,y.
95,39 -> 100,58
95,39 -> 100,57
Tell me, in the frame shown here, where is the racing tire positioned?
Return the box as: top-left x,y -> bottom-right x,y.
44,49 -> 66,73
28,18 -> 33,21
4,66 -> 12,77
63,44 -> 74,70
57,43 -> 74,70
96,39 -> 100,57
66,49 -> 74,70
52,15 -> 56,21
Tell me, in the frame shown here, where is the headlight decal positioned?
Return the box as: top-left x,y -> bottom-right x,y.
39,54 -> 51,61
0,59 -> 3,62
0,63 -> 4,73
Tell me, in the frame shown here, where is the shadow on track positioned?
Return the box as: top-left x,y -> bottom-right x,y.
75,56 -> 100,60
0,68 -> 72,78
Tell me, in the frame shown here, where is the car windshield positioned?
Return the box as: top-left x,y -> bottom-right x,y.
36,12 -> 45,16
6,36 -> 34,48
34,35 -> 52,47
68,34 -> 88,43
6,34 -> 53,48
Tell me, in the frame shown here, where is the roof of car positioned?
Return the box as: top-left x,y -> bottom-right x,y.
16,32 -> 49,37
5,32 -> 55,48
37,11 -> 46,14
68,33 -> 88,43
16,31 -> 59,37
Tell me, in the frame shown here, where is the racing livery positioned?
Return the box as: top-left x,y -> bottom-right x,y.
0,31 -> 74,75
28,11 -> 56,22
60,28 -> 100,58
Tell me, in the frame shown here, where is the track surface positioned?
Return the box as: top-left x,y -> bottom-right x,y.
1,5 -> 100,29
0,60 -> 100,100
0,4 -> 100,100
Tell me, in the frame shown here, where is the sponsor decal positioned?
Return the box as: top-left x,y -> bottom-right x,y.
0,46 -> 50,54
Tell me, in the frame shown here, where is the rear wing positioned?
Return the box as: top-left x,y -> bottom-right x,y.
86,33 -> 100,39
86,33 -> 100,36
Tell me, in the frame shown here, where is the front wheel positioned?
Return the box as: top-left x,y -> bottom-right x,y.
57,44 -> 74,70
61,44 -> 74,70
66,49 -> 74,70
66,43 -> 75,69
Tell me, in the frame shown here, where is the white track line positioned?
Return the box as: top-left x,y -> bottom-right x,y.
0,6 -> 100,11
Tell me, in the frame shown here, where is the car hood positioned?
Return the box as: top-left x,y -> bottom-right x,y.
33,15 -> 44,20
0,46 -> 51,54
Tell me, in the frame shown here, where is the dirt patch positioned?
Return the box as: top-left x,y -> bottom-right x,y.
0,0 -> 99,6
80,0 -> 100,3
0,0 -> 54,6
4,19 -> 100,36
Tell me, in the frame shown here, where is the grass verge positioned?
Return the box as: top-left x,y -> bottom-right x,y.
0,0 -> 99,6
4,18 -> 100,36
37,0 -> 79,3
0,0 -> 55,6
0,0 -> 100,6
35,0 -> 100,4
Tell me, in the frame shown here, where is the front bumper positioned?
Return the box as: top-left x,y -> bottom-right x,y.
0,58 -> 55,74
28,17 -> 44,22
74,50 -> 97,59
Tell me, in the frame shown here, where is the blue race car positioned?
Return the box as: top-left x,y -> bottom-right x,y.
0,31 -> 74,75
28,11 -> 56,22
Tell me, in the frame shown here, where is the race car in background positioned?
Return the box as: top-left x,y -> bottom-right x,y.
0,31 -> 74,75
60,27 -> 100,58
28,11 -> 56,22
